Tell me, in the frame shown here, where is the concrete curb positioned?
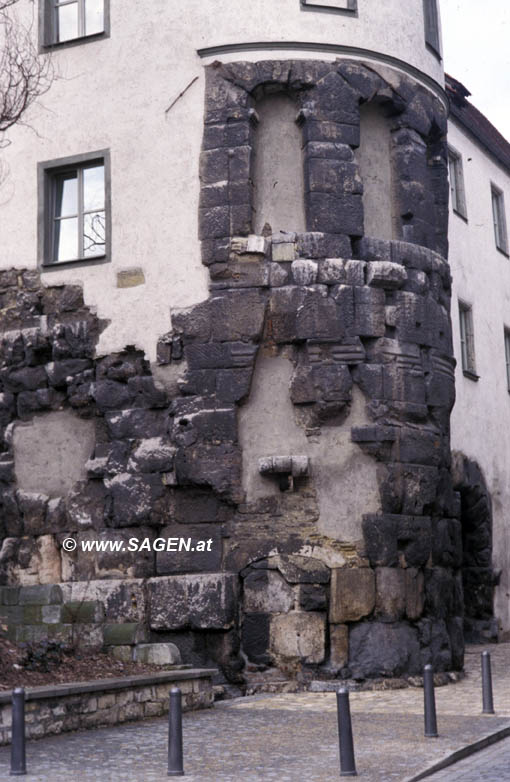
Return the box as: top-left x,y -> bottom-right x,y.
405,724 -> 510,781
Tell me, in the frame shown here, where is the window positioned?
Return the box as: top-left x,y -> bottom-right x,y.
459,301 -> 477,378
301,0 -> 357,13
423,0 -> 441,57
38,151 -> 110,267
491,184 -> 509,255
41,0 -> 109,46
448,147 -> 467,220
505,329 -> 510,392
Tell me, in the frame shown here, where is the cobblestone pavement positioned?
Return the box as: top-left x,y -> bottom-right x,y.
0,644 -> 509,781
427,735 -> 510,780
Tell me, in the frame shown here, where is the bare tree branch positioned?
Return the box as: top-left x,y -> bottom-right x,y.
0,0 -> 54,142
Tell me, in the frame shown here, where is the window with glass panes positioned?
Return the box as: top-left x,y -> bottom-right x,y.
491,185 -> 509,254
39,152 -> 109,266
301,0 -> 357,12
448,147 -> 467,219
459,301 -> 476,376
50,0 -> 104,43
423,0 -> 440,56
505,329 -> 510,392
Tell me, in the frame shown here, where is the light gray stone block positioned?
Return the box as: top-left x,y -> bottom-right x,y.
134,643 -> 181,665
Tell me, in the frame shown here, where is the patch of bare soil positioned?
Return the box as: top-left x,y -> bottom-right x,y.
0,638 -> 173,692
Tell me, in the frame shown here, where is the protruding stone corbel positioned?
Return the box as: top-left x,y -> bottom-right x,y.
296,108 -> 311,127
249,107 -> 259,127
231,234 -> 267,256
258,455 -> 309,491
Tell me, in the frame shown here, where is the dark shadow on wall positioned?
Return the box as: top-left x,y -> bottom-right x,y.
452,451 -> 500,643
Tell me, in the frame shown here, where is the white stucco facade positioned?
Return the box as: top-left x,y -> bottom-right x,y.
447,117 -> 510,636
0,0 -> 443,361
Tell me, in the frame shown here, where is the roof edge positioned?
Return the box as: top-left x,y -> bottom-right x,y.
446,74 -> 510,175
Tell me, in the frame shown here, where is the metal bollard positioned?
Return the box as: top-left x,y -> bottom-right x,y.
167,686 -> 184,777
423,665 -> 438,738
481,651 -> 495,714
10,687 -> 26,776
336,688 -> 357,777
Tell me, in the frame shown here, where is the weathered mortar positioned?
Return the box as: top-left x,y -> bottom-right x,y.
0,60 -> 462,683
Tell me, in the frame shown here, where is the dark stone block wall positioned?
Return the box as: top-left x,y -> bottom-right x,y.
0,59 -> 465,686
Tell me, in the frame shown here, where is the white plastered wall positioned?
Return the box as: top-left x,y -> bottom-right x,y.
239,353 -> 381,542
0,0 -> 443,361
447,118 -> 510,635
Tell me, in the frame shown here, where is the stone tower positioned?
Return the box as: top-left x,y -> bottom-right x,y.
0,0 -> 462,684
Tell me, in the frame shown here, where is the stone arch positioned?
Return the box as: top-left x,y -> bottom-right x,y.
201,59 -> 448,257
452,451 -> 499,642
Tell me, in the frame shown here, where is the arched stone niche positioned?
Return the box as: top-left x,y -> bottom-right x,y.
252,93 -> 306,235
199,59 -> 449,262
357,102 -> 396,241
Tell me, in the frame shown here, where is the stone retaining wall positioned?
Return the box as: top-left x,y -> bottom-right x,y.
0,669 -> 215,745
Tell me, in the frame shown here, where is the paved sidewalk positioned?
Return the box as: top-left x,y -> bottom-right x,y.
0,644 -> 509,781
427,735 -> 510,780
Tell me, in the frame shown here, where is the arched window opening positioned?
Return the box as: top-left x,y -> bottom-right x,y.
253,94 -> 306,235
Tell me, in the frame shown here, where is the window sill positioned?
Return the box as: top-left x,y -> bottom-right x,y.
40,30 -> 109,53
462,369 -> 479,382
425,42 -> 442,62
452,208 -> 468,224
300,0 -> 358,15
41,255 -> 109,271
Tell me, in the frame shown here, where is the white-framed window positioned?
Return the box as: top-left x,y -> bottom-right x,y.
301,0 -> 357,13
448,147 -> 467,220
505,328 -> 510,392
41,0 -> 108,47
423,0 -> 441,57
38,150 -> 110,267
491,184 -> 509,255
459,301 -> 477,378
